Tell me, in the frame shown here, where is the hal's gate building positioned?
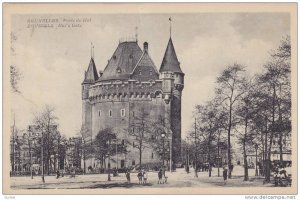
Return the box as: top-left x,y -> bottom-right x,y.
82,33 -> 184,170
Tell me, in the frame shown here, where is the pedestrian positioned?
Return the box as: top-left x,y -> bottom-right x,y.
56,170 -> 60,179
186,165 -> 190,174
229,164 -> 234,175
143,170 -> 148,184
194,164 -> 198,178
223,166 -> 228,184
158,169 -> 163,184
137,170 -> 143,184
126,170 -> 131,184
273,165 -> 279,186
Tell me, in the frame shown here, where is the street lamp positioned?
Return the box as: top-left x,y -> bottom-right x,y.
106,140 -> 111,181
255,144 -> 258,176
161,133 -> 166,167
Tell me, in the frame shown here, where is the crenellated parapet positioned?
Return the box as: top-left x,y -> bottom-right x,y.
88,80 -> 164,103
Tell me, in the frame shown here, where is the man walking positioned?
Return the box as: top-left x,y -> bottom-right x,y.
223,166 -> 228,184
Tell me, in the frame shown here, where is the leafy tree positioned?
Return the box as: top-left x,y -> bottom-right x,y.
94,128 -> 127,170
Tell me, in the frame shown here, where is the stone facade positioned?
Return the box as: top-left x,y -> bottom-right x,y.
82,37 -> 184,170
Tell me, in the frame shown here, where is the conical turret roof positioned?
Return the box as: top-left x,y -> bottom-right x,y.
83,57 -> 99,83
159,38 -> 183,73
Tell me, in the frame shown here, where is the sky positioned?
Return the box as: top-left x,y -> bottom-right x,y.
10,13 -> 290,138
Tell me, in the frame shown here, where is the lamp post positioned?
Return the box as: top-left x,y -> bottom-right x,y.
255,144 -> 258,176
161,133 -> 165,167
106,140 -> 111,181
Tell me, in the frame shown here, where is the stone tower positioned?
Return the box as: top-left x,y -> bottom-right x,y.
82,57 -> 99,142
81,33 -> 184,170
160,37 -> 184,164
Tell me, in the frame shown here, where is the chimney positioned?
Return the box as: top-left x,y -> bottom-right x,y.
143,42 -> 148,52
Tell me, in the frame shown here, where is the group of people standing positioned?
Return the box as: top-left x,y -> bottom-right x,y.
125,168 -> 168,185
137,170 -> 148,184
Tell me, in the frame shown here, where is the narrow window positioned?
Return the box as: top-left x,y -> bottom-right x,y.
132,111 -> 135,117
121,109 -> 125,117
98,110 -> 101,117
151,152 -> 154,159
133,142 -> 135,147
122,139 -> 125,145
109,110 -> 112,117
132,160 -> 135,166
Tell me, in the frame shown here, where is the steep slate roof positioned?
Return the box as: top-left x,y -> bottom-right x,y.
159,38 -> 183,73
99,41 -> 143,81
131,50 -> 159,75
83,58 -> 99,83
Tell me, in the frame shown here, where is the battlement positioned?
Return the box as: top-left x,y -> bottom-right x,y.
88,79 -> 164,103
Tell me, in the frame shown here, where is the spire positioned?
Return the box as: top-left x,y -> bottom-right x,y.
91,42 -> 93,58
169,17 -> 172,38
83,44 -> 99,83
91,42 -> 95,59
159,38 -> 183,73
135,26 -> 138,43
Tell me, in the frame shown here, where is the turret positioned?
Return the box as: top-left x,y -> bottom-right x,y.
82,57 -> 99,99
81,56 -> 98,142
160,35 -> 184,165
160,38 -> 184,99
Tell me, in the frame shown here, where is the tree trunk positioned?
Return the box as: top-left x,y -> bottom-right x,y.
139,145 -> 142,167
208,130 -> 212,177
217,136 -> 220,177
243,139 -> 249,181
243,116 -> 249,181
265,86 -> 276,183
227,103 -> 232,179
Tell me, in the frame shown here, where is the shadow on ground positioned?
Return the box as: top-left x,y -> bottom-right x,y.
83,182 -> 153,189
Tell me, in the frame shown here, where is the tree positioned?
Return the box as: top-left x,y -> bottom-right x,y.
10,65 -> 22,93
79,125 -> 93,174
235,77 -> 256,181
253,36 -> 291,183
94,128 -> 127,171
215,64 -> 246,178
32,105 -> 59,175
128,108 -> 153,167
152,113 -> 172,168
